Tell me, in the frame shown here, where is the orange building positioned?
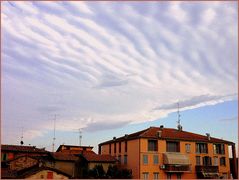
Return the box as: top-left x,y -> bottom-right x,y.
99,126 -> 238,179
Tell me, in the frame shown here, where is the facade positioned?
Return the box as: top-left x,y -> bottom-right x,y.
79,150 -> 117,171
1,144 -> 48,162
56,144 -> 94,154
1,155 -> 71,179
1,144 -> 117,179
99,126 -> 238,179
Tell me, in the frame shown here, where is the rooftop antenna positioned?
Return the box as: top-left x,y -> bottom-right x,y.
78,128 -> 82,146
73,128 -> 83,146
20,127 -> 24,145
177,102 -> 183,131
52,114 -> 57,152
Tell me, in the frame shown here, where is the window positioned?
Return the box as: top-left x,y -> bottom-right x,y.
118,155 -> 121,164
125,141 -> 127,152
143,172 -> 149,180
47,172 -> 53,179
185,144 -> 191,153
109,144 -> 111,154
213,144 -> 225,154
2,153 -> 7,161
166,141 -> 180,152
148,140 -> 158,151
119,142 -> 121,153
167,173 -> 171,179
114,143 -> 116,153
220,157 -> 226,166
196,156 -> 201,165
203,156 -> 212,166
213,157 -> 218,166
153,172 -> 159,180
124,155 -> 127,164
153,155 -> 159,164
143,155 -> 148,164
177,174 -> 181,179
196,143 -> 208,153
98,146 -> 102,154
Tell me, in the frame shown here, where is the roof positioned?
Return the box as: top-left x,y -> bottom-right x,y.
80,151 -> 116,162
50,152 -> 78,161
1,145 -> 48,153
99,126 -> 234,145
56,144 -> 94,152
18,165 -> 72,178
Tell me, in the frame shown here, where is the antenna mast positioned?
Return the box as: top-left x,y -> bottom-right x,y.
78,129 -> 82,146
177,102 -> 182,131
20,127 -> 24,145
52,114 -> 56,152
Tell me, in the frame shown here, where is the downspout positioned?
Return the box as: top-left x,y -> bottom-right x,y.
139,138 -> 141,179
231,143 -> 238,179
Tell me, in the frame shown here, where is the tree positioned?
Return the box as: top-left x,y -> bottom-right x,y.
106,165 -> 132,179
88,164 -> 106,179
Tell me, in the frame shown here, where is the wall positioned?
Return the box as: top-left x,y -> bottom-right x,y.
100,139 -> 140,178
26,170 -> 68,179
10,156 -> 38,171
88,162 -> 113,172
140,139 -> 231,179
101,138 -> 231,179
46,161 -> 75,177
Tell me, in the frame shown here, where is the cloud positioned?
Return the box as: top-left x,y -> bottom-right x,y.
2,1 -> 238,142
154,94 -> 237,111
219,116 -> 238,123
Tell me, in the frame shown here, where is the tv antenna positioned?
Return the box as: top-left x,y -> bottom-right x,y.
73,128 -> 83,146
52,114 -> 58,152
177,102 -> 183,131
20,127 -> 24,145
78,128 -> 82,146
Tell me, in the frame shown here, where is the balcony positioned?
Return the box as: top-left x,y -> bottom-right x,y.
164,164 -> 190,172
195,165 -> 219,173
195,166 -> 219,179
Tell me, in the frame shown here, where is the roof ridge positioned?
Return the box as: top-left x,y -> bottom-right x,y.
139,127 -> 155,137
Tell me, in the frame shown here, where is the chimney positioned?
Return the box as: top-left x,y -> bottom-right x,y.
177,125 -> 183,131
157,131 -> 162,138
206,133 -> 211,141
160,125 -> 164,129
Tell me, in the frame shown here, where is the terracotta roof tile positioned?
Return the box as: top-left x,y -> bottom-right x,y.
81,151 -> 116,162
99,127 -> 233,145
1,145 -> 48,153
50,152 -> 78,161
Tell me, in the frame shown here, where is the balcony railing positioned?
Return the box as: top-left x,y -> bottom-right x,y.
163,164 -> 190,172
195,165 -> 219,173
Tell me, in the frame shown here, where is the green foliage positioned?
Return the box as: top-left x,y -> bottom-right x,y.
106,165 -> 132,179
86,164 -> 132,179
88,164 -> 106,179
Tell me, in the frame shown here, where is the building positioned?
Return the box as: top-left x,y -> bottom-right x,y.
1,155 -> 71,179
47,152 -> 79,177
99,126 -> 238,179
76,150 -> 117,177
1,144 -> 48,162
1,144 -> 117,179
56,144 -> 94,154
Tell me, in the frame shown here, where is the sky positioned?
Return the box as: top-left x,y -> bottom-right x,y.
1,1 -> 238,153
